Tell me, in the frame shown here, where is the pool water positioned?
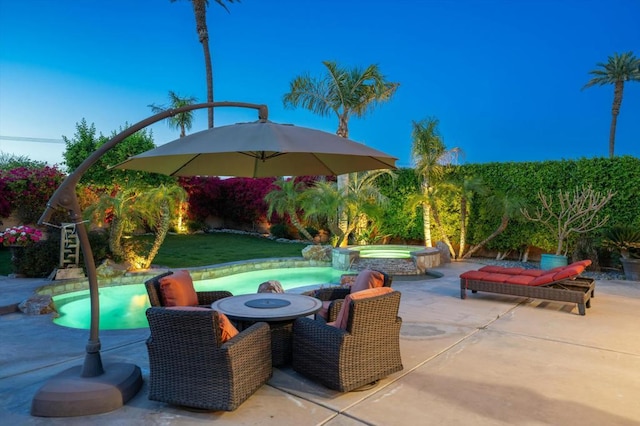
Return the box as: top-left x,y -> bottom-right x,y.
53,267 -> 345,330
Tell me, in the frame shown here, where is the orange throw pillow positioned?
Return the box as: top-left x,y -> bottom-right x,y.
329,287 -> 394,330
159,270 -> 199,307
350,269 -> 385,293
217,312 -> 239,342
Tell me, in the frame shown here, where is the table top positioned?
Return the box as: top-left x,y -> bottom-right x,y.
211,293 -> 322,322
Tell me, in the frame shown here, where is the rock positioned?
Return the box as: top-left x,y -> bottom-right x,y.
96,259 -> 130,278
18,295 -> 57,316
340,274 -> 357,286
301,245 -> 332,261
257,280 -> 284,293
436,241 -> 451,263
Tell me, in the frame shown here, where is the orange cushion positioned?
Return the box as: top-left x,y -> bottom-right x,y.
216,312 -> 239,342
350,269 -> 385,293
329,287 -> 393,330
159,270 -> 199,307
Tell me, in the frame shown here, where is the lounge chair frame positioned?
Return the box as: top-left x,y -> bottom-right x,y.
460,276 -> 595,315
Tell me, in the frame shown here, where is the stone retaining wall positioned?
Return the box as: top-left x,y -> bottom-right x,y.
36,257 -> 331,297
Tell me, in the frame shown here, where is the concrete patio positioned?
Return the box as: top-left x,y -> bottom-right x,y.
1,260 -> 639,425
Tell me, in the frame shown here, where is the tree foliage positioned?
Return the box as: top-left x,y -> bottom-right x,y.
63,119 -> 174,186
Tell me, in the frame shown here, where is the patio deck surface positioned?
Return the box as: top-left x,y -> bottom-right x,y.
1,261 -> 639,425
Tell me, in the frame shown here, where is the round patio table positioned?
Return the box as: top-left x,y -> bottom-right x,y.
211,293 -> 322,366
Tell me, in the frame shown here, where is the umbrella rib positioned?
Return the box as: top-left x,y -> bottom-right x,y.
239,151 -> 285,161
168,154 -> 200,176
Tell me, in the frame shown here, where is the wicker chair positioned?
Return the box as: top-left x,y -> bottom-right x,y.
292,290 -> 403,392
144,271 -> 232,307
145,307 -> 272,411
311,270 -> 393,322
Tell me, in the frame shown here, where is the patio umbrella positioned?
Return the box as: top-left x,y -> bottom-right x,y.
113,119 -> 397,177
32,102 -> 396,417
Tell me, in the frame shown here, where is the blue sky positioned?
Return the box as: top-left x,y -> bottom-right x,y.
0,0 -> 638,170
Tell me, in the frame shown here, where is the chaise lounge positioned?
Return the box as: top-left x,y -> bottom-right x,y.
460,260 -> 595,315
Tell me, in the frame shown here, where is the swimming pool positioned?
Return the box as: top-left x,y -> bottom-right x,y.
53,267 -> 345,330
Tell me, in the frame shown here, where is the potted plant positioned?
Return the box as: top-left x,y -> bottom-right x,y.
521,185 -> 615,269
602,225 -> 640,281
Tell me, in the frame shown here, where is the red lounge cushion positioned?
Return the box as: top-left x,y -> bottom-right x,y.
484,273 -> 513,283
350,269 -> 385,293
460,271 -> 492,280
504,275 -> 535,285
529,273 -> 556,286
571,260 -> 592,268
519,269 -> 545,277
159,270 -> 199,307
478,265 -> 505,273
329,287 -> 394,330
499,267 -> 525,275
553,265 -> 584,281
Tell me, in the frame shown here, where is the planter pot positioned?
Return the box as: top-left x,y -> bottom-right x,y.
540,254 -> 568,270
620,258 -> 640,281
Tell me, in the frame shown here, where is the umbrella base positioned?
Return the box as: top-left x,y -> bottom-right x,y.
31,362 -> 142,417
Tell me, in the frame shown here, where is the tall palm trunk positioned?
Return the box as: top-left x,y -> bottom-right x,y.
336,119 -> 350,245
421,181 -> 432,247
193,0 -> 214,128
608,81 -> 624,158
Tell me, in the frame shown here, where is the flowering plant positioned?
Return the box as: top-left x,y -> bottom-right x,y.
0,225 -> 44,247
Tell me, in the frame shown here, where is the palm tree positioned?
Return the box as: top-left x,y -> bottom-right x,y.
84,186 -> 141,261
283,60 -> 399,242
171,0 -> 238,128
264,178 -> 315,242
409,117 -> 461,247
349,169 -> 394,244
300,180 -> 345,247
149,91 -> 198,137
135,184 -> 188,269
462,190 -> 524,259
582,51 -> 640,158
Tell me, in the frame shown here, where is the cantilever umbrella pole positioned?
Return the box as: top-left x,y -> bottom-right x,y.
33,102 -> 268,417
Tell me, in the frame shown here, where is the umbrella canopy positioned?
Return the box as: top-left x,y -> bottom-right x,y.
114,120 -> 397,177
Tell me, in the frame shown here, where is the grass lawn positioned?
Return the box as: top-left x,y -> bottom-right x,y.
138,233 -> 309,268
0,233 -> 310,276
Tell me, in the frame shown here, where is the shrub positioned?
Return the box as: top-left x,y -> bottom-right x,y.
269,223 -> 291,239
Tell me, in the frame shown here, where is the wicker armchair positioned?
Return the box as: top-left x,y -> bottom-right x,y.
144,271 -> 232,307
292,290 -> 403,392
145,307 -> 272,411
312,270 -> 393,322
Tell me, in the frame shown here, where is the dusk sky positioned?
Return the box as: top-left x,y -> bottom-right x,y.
1,0 -> 638,171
